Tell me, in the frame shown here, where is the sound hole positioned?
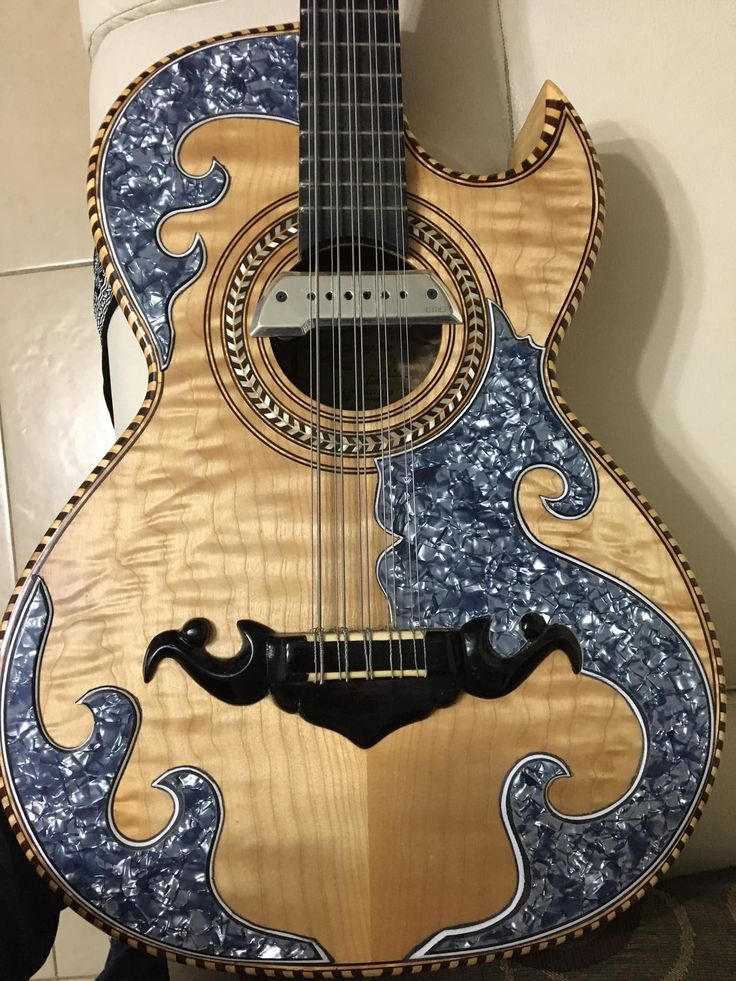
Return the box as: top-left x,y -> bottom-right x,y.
270,245 -> 444,411
270,323 -> 442,411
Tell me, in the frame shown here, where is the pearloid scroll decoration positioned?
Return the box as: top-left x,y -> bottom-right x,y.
1,577 -> 329,962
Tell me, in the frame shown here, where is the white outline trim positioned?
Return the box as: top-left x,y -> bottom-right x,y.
408,330 -> 716,957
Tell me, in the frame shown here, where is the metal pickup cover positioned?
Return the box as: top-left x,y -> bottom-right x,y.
250,271 -> 462,338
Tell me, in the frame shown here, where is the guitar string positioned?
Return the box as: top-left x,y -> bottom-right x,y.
368,0 -> 383,678
368,0 -> 394,674
354,1 -> 375,677
312,0 -> 325,681
326,0 -> 342,675
392,0 -> 428,673
378,0 -> 401,673
307,0 -> 316,679
327,0 -> 337,671
387,0 -> 426,671
368,0 -> 394,677
333,0 -> 350,677
311,0 -> 412,677
347,0 -> 370,675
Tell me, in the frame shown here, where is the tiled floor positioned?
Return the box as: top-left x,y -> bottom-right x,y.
31,910 -> 110,981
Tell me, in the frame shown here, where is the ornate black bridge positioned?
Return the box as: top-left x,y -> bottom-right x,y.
144,613 -> 582,748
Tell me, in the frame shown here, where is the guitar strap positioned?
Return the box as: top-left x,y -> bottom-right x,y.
0,807 -> 62,980
93,249 -> 117,426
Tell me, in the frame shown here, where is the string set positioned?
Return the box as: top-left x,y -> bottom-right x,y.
305,0 -> 426,681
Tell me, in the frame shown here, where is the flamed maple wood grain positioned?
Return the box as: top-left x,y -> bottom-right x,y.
0,54 -> 721,972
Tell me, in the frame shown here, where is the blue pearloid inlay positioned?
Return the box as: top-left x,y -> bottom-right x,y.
376,303 -> 712,956
0,578 -> 327,963
100,34 -> 299,367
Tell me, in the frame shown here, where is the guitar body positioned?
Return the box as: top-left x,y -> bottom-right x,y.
0,24 -> 723,973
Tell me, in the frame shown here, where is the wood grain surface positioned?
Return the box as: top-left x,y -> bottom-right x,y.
0,41 -> 722,973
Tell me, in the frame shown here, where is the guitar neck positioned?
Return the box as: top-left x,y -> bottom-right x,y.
298,0 -> 408,262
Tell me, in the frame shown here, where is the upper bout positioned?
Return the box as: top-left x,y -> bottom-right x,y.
406,80 -> 604,349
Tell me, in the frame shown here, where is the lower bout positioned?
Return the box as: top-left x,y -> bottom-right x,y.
195,661 -> 642,964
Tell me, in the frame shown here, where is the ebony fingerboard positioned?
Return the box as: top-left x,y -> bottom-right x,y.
298,0 -> 407,263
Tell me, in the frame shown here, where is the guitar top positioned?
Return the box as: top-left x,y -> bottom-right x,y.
0,2 -> 724,974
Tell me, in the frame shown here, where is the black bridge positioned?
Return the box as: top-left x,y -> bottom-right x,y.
144,614 -> 582,748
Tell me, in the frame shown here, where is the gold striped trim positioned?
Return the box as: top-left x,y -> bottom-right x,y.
540,85 -> 725,973
406,103 -> 566,186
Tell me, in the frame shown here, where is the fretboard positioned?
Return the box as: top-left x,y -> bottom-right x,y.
298,0 -> 407,263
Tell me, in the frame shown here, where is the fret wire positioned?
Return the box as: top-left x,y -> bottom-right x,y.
300,117 -> 404,128
314,40 -> 398,46
304,186 -> 404,194
299,71 -> 401,78
300,6 -> 394,13
306,129 -> 402,135
304,205 -> 406,211
301,142 -> 404,153
300,182 -> 403,188
301,101 -> 402,107
300,153 -> 402,158
298,0 -> 406,256
300,161 -> 397,168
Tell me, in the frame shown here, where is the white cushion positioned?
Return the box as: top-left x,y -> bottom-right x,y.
80,0 -> 214,56
89,1 -> 303,130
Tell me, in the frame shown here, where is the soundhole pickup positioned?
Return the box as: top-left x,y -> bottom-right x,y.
144,613 -> 582,748
250,270 -> 462,338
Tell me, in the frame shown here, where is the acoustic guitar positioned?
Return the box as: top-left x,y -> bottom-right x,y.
0,1 -> 724,973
